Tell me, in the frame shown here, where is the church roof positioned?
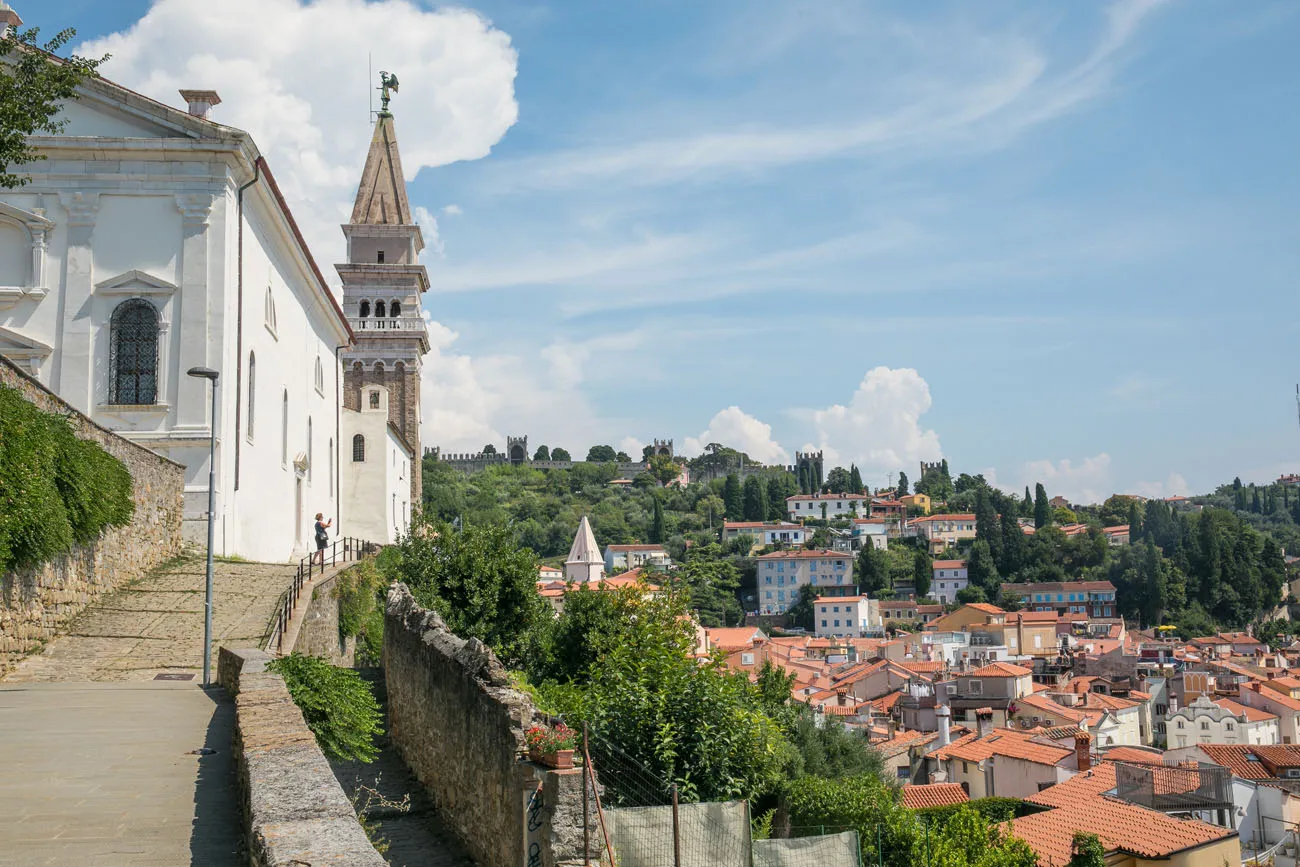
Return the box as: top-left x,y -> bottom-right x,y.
566,516 -> 602,566
350,114 -> 414,227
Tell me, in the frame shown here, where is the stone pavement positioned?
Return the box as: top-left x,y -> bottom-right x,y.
3,555 -> 297,683
0,681 -> 241,867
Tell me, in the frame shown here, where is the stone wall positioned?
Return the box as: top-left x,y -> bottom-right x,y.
290,568 -> 355,666
0,356 -> 184,676
217,646 -> 386,867
384,584 -> 587,867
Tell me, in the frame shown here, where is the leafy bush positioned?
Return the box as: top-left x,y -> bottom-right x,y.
914,796 -> 1043,826
0,386 -> 133,575
267,653 -> 382,762
332,560 -> 387,665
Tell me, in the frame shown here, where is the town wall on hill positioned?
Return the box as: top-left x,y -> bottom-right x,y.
0,356 -> 184,676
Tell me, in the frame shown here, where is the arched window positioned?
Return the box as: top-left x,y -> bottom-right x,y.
359,300 -> 370,318
314,356 -> 323,394
352,434 -> 366,462
109,299 -> 159,405
307,417 -> 313,483
390,301 -> 400,317
328,439 -> 334,496
281,390 -> 288,468
247,352 -> 256,439
265,287 -> 277,333
374,300 -> 386,318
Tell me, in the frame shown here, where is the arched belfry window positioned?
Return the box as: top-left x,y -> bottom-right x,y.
390,301 -> 400,317
247,352 -> 256,439
374,300 -> 386,318
359,300 -> 370,318
352,434 -> 366,462
109,299 -> 159,405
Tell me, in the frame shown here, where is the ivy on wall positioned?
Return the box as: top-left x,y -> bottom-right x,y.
0,385 -> 134,575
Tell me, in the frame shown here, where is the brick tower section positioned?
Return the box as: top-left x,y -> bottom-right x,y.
338,110 -> 430,508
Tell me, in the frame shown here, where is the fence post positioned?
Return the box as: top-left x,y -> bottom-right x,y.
582,724 -> 591,865
671,783 -> 682,867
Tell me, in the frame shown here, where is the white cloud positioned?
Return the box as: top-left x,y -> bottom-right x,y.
81,0 -> 518,269
1131,472 -> 1190,500
684,407 -> 789,465
1012,454 -> 1114,507
412,205 -> 444,259
441,204 -> 463,216
807,367 -> 942,473
618,436 -> 645,459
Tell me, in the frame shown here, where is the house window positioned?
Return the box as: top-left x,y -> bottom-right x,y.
821,620 -> 827,627
377,250 -> 385,264
281,391 -> 288,468
1177,721 -> 1184,729
1200,721 -> 1210,731
968,681 -> 983,695
741,653 -> 754,666
265,286 -> 277,336
109,299 -> 159,405
352,434 -> 366,462
246,352 -> 256,438
314,356 -> 324,395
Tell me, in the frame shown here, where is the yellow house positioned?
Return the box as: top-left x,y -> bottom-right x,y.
926,603 -> 1006,634
901,493 -> 931,514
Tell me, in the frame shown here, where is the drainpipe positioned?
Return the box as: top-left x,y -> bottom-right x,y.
335,342 -> 344,535
233,160 -> 261,491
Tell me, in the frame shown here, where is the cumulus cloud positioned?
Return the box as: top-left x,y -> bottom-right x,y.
1132,472 -> 1190,500
1004,454 -> 1114,507
81,0 -> 518,269
807,367 -> 942,473
684,407 -> 789,465
412,205 -> 445,259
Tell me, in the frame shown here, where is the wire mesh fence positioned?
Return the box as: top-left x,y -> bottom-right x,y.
573,725 -> 861,867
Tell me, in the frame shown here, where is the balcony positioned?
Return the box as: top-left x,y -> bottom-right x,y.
354,318 -> 426,332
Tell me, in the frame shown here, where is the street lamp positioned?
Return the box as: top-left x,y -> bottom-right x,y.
187,366 -> 219,687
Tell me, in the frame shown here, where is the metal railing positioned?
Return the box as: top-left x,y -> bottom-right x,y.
264,536 -> 379,654
355,318 -> 426,331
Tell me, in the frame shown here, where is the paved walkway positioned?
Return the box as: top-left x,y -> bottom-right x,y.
0,555 -> 299,865
4,556 -> 297,682
0,682 -> 240,866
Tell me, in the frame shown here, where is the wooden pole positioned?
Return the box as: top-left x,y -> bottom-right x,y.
671,783 -> 682,867
585,741 -> 616,866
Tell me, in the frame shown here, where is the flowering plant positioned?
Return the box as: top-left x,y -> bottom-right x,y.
525,723 -> 578,755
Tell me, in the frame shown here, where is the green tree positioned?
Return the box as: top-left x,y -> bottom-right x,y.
648,454 -> 681,486
857,543 -> 891,594
742,475 -> 768,521
848,464 -> 863,494
975,487 -> 1002,563
820,502 -> 829,521
1068,832 -> 1106,867
1054,506 -> 1078,524
913,549 -> 932,598
551,447 -> 571,461
967,539 -> 999,597
1034,483 -> 1051,529
615,451 -> 631,462
268,653 -> 382,762
674,543 -> 742,627
533,444 -> 550,461
649,494 -> 665,544
826,466 -> 851,494
786,584 -> 816,631
1023,486 -> 1034,517
767,473 -> 798,522
998,511 -> 1024,575
723,473 -> 744,520
896,471 -> 910,498
0,25 -> 105,187
383,517 -> 550,666
482,443 -> 497,455
586,444 -> 618,462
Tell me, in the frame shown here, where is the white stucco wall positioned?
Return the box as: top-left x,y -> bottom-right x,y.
341,385 -> 410,545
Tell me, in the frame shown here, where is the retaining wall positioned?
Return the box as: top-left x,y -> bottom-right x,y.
384,583 -> 586,867
291,568 -> 355,665
217,646 -> 386,867
0,356 -> 184,676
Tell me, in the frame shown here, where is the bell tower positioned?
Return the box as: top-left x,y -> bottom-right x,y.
339,71 -> 429,506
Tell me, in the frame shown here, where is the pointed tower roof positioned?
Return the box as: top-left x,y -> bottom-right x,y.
566,516 -> 602,566
350,114 -> 413,226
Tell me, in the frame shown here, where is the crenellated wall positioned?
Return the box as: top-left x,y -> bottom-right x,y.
0,356 -> 184,676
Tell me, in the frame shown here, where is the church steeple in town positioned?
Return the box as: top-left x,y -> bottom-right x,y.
338,72 -> 430,506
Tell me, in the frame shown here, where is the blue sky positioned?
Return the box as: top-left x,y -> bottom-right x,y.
31,0 -> 1300,503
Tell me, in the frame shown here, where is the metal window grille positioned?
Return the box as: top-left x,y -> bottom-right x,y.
352,434 -> 365,462
109,299 -> 158,405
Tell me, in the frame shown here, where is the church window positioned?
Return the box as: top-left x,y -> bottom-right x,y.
246,353 -> 256,439
377,250 -> 385,264
352,434 -> 366,462
314,357 -> 324,395
359,300 -> 370,318
109,299 -> 159,405
307,418 -> 313,483
390,301 -> 400,317
375,300 -> 386,318
369,391 -> 380,409
281,391 -> 288,468
265,287 -> 277,335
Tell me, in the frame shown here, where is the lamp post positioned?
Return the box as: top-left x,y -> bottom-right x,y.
187,366 -> 219,687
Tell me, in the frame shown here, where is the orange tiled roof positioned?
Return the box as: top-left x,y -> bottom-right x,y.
1212,695 -> 1278,722
936,729 -> 1071,767
1249,745 -> 1300,771
1101,747 -> 1166,765
1009,797 -> 1235,864
965,603 -> 1005,614
1198,744 -> 1272,779
875,728 -> 934,759
932,559 -> 967,569
968,662 -> 1032,678
898,660 -> 946,674
705,627 -> 766,650
901,783 -> 969,810
1025,764 -> 1119,808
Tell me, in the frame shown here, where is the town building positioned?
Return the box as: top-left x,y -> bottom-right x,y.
603,544 -> 670,572
784,492 -> 871,520
1166,695 -> 1280,748
998,580 -> 1118,618
900,493 -> 931,514
813,596 -> 880,639
904,513 -> 977,554
756,549 -> 853,615
0,71 -> 353,561
720,521 -> 809,549
946,662 -> 1035,727
340,382 -> 411,543
931,559 -> 968,604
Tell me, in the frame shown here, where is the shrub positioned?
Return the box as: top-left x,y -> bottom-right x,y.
332,560 -> 387,665
267,653 -> 382,762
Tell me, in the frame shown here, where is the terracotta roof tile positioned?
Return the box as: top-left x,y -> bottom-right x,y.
936,729 -> 1071,766
874,728 -> 933,759
969,662 -> 1032,678
901,783 -> 969,810
1009,797 -> 1235,865
1101,747 -> 1166,765
1212,695 -> 1278,722
1198,745 -> 1272,779
1025,764 -> 1119,808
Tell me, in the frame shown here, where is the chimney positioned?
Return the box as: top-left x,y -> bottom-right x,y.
936,703 -> 951,747
975,707 -> 994,739
1074,732 -> 1091,773
836,689 -> 847,707
178,89 -> 222,120
0,2 -> 21,30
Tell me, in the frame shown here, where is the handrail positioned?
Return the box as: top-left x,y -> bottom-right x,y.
263,536 -> 380,654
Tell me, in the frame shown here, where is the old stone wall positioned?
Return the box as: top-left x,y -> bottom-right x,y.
217,646 -> 386,866
0,356 -> 184,676
290,568 -> 355,666
384,583 -> 588,867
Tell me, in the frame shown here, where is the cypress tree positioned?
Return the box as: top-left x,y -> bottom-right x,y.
1034,483 -> 1050,529
999,511 -> 1024,575
1023,486 -> 1034,518
913,550 -> 932,599
896,471 -> 909,499
849,464 -> 863,494
724,473 -> 743,520
742,475 -> 768,521
975,487 -> 1002,562
650,495 -> 665,544
1251,487 -> 1262,514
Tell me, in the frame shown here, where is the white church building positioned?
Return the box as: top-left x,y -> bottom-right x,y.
0,11 -> 423,560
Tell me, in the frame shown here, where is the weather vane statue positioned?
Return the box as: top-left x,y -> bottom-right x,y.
378,70 -> 400,116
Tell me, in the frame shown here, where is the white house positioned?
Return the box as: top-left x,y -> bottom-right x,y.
931,559 -> 969,604
785,493 -> 871,520
756,549 -> 853,615
1166,695 -> 1280,748
814,596 -> 879,638
340,384 -> 411,544
721,521 -> 809,548
905,514 -> 977,553
0,54 -> 352,561
604,544 -> 670,572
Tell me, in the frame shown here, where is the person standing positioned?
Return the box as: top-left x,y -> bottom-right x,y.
312,513 -> 332,566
